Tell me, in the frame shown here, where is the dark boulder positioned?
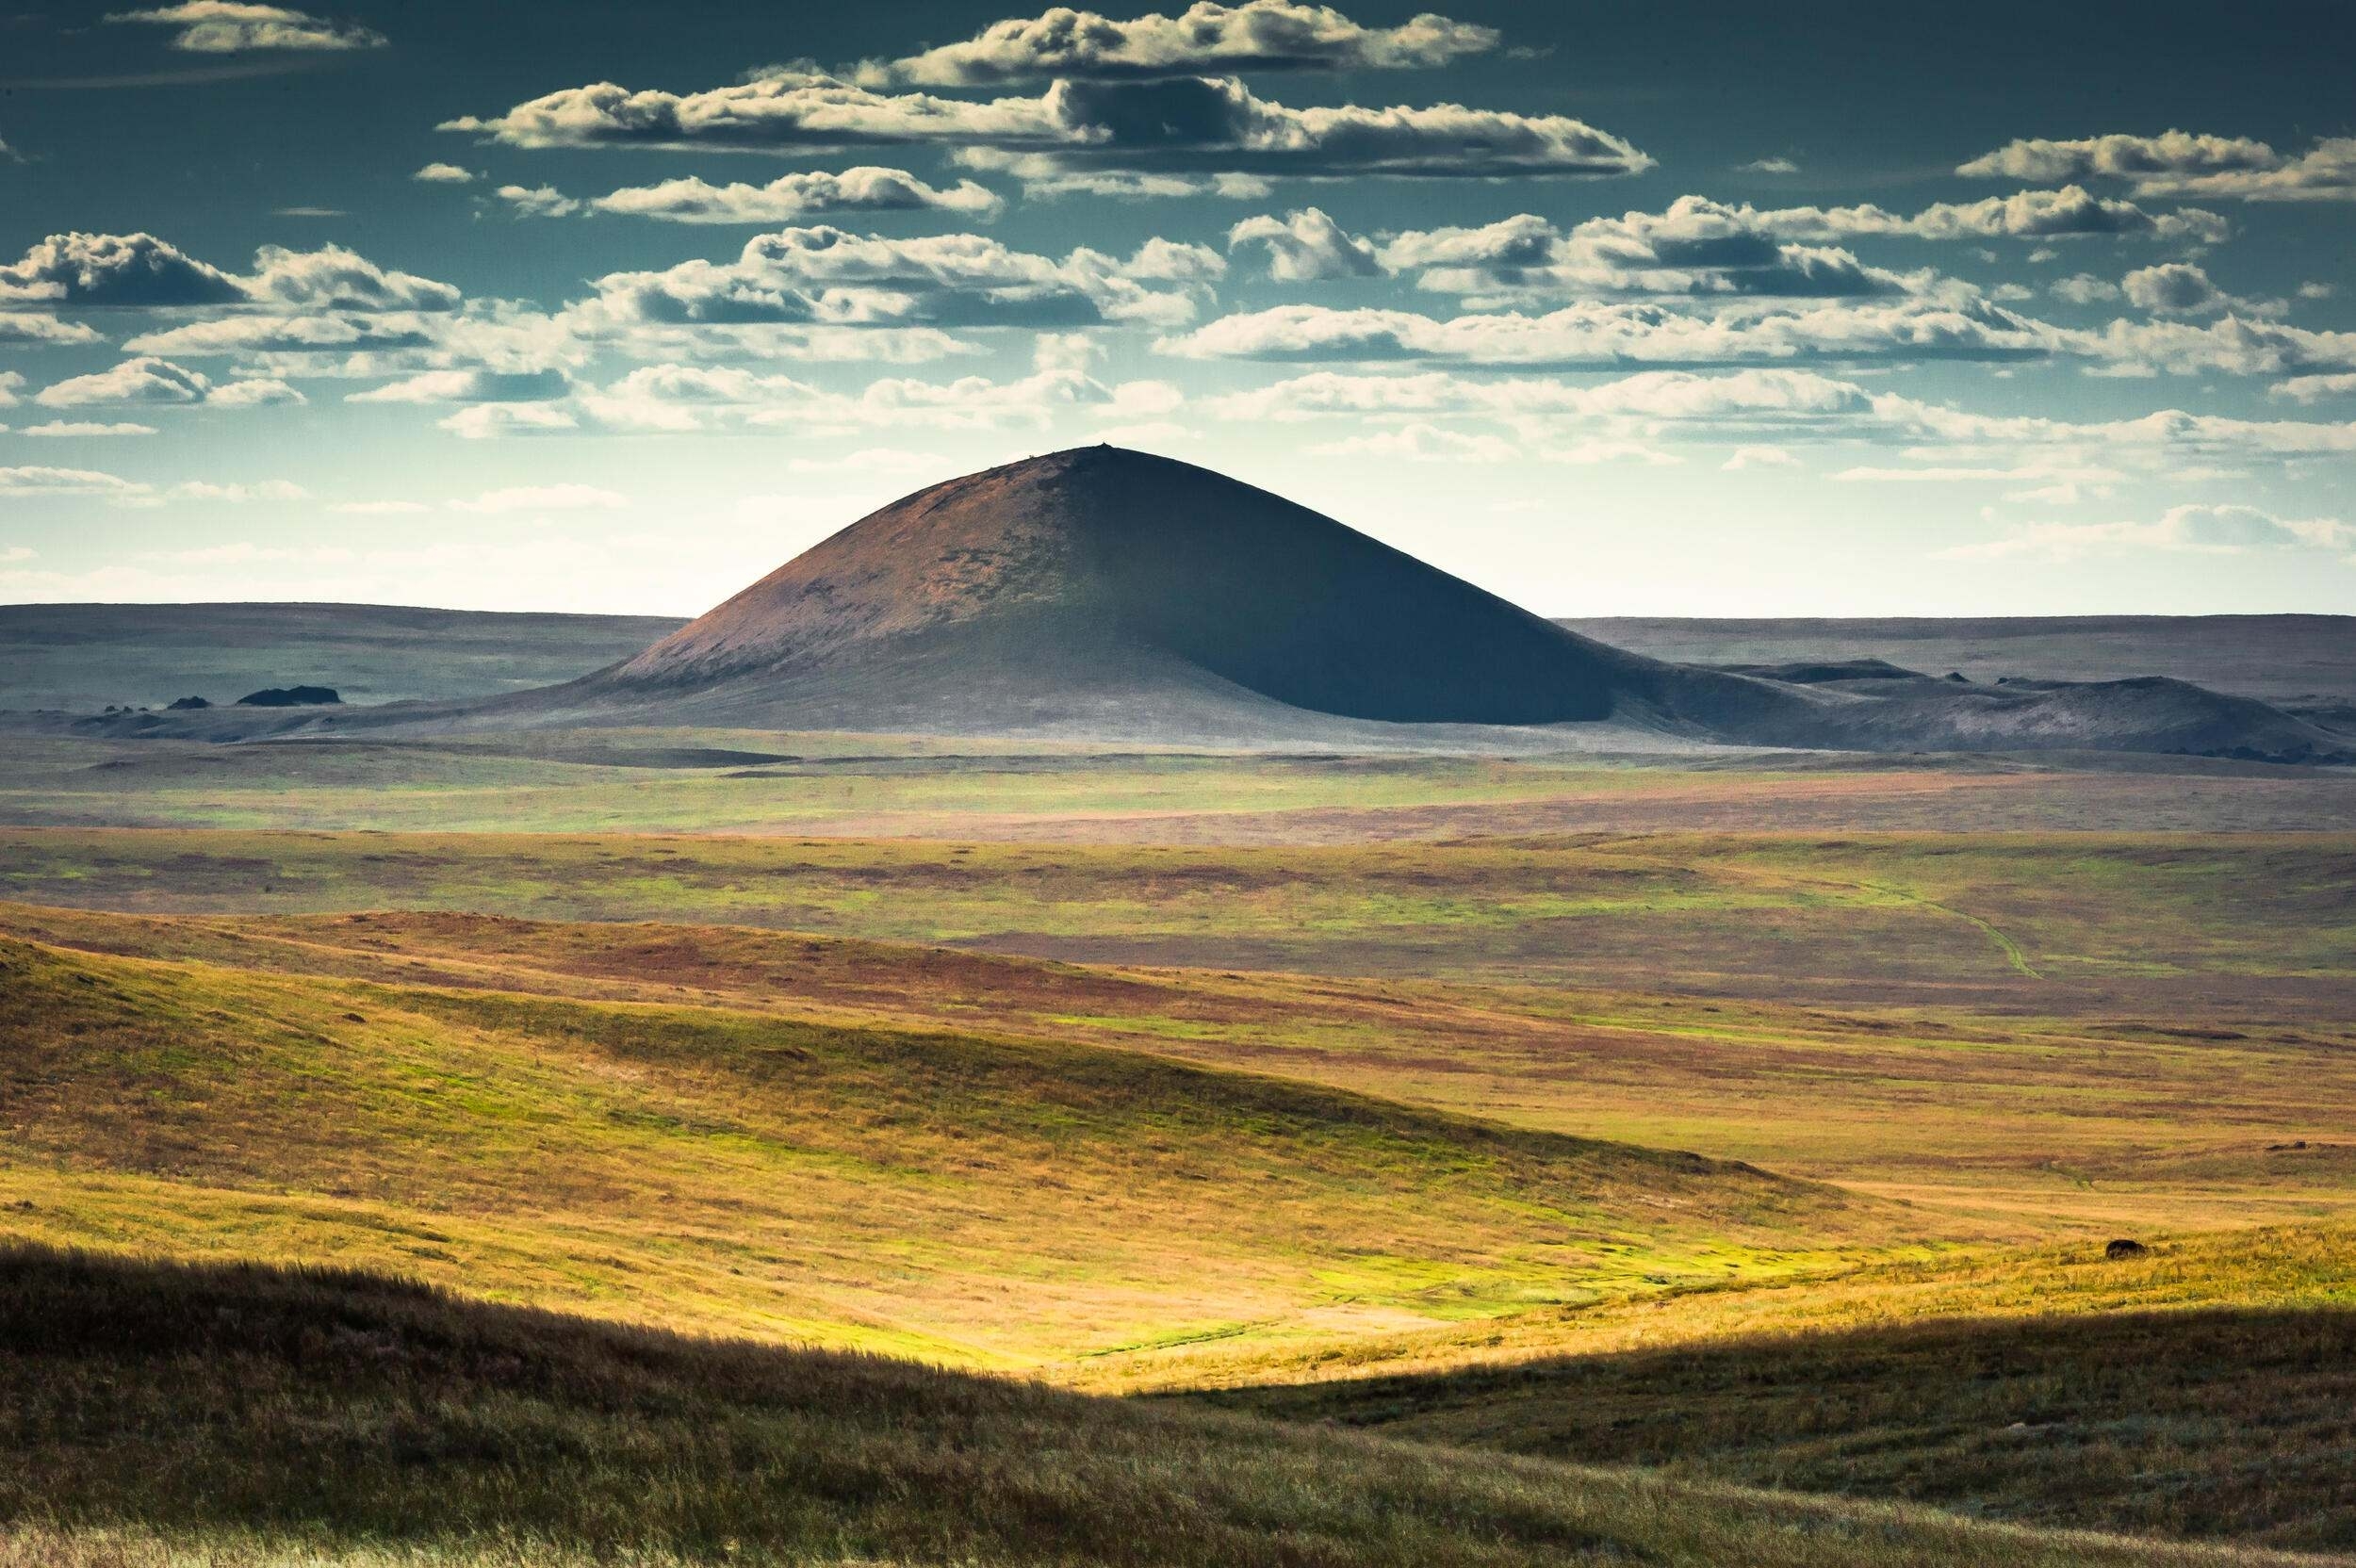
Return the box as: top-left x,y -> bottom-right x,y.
237,685 -> 341,708
2103,1238 -> 2149,1260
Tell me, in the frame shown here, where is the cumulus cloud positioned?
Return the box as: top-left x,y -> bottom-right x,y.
344,368 -> 572,403
1227,207 -> 1379,280
493,185 -> 583,219
2080,315 -> 2356,378
570,225 -> 1222,335
1747,186 -> 2229,244
2273,373 -> 2356,402
1959,131 -> 2356,202
1201,366 -> 2356,484
865,0 -> 1499,85
203,376 -> 304,406
19,420 -> 158,436
2121,261 -> 2227,315
446,71 -> 1653,181
105,1 -> 386,52
481,335 -> 1183,440
1944,504 -> 2356,562
1307,421 -> 1513,462
574,168 -> 1003,224
1374,200 -> 1917,302
33,356 -> 302,408
1723,444 -> 1798,468
0,315 -> 104,345
1010,170 -> 1272,199
412,162 -> 477,184
1160,294 -> 2057,368
0,233 -> 458,312
0,465 -> 154,498
2050,272 -> 2121,304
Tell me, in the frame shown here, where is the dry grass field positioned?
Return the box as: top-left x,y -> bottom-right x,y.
3,773 -> 2352,1562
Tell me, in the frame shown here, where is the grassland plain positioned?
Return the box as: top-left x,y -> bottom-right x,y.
8,1246 -> 2334,1568
0,929 -> 1899,1368
6,730 -> 2356,838
5,900 -> 2350,1233
4,826 -> 2348,1014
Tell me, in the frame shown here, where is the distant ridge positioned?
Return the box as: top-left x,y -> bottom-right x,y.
36,449 -> 2353,761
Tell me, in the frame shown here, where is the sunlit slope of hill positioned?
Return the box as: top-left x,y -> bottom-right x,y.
0,934 -> 1877,1372
7,897 -> 2352,1235
1,1247 -> 2300,1568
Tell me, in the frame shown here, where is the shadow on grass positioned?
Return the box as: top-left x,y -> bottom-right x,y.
1198,1301 -> 2356,1552
0,1243 -> 2290,1568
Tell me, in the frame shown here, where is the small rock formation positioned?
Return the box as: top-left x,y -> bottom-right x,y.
236,685 -> 342,708
2103,1238 -> 2149,1260
166,695 -> 211,710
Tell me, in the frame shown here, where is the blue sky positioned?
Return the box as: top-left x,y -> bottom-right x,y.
2,0 -> 2352,616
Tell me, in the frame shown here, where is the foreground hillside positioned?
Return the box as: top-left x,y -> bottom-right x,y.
0,931 -> 1872,1368
0,1244 -> 2330,1568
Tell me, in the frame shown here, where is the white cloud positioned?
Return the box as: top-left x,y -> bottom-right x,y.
205,377 -> 305,407
1374,201 -> 1915,302
18,420 -> 158,436
582,168 -> 1003,224
1011,170 -> 1272,200
1227,207 -> 1379,281
104,2 -> 386,52
35,357 -> 210,406
866,0 -> 1500,85
1160,295 -> 2056,368
413,162 -> 478,184
2121,261 -> 2228,315
344,368 -> 572,403
1749,186 -> 2228,244
448,482 -> 629,513
1943,504 -> 2356,561
0,465 -> 153,498
1735,156 -> 1799,174
0,233 -> 457,312
447,71 -> 1653,181
1722,444 -> 1797,469
0,315 -> 105,345
1307,422 -> 1513,462
571,226 -> 1222,335
2273,373 -> 2356,402
494,185 -> 583,219
36,358 -> 304,409
2050,272 -> 2120,305
1959,131 -> 2356,203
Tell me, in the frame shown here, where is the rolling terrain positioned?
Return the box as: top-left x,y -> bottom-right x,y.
6,1244 -> 2320,1568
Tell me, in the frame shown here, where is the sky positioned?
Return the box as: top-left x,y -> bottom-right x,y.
1,0 -> 2353,619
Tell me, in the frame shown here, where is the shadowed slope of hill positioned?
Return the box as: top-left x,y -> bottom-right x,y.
0,1245 -> 2300,1568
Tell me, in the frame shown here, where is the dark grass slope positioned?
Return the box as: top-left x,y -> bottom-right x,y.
1202,1298 -> 2356,1552
0,1244 -> 2305,1568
